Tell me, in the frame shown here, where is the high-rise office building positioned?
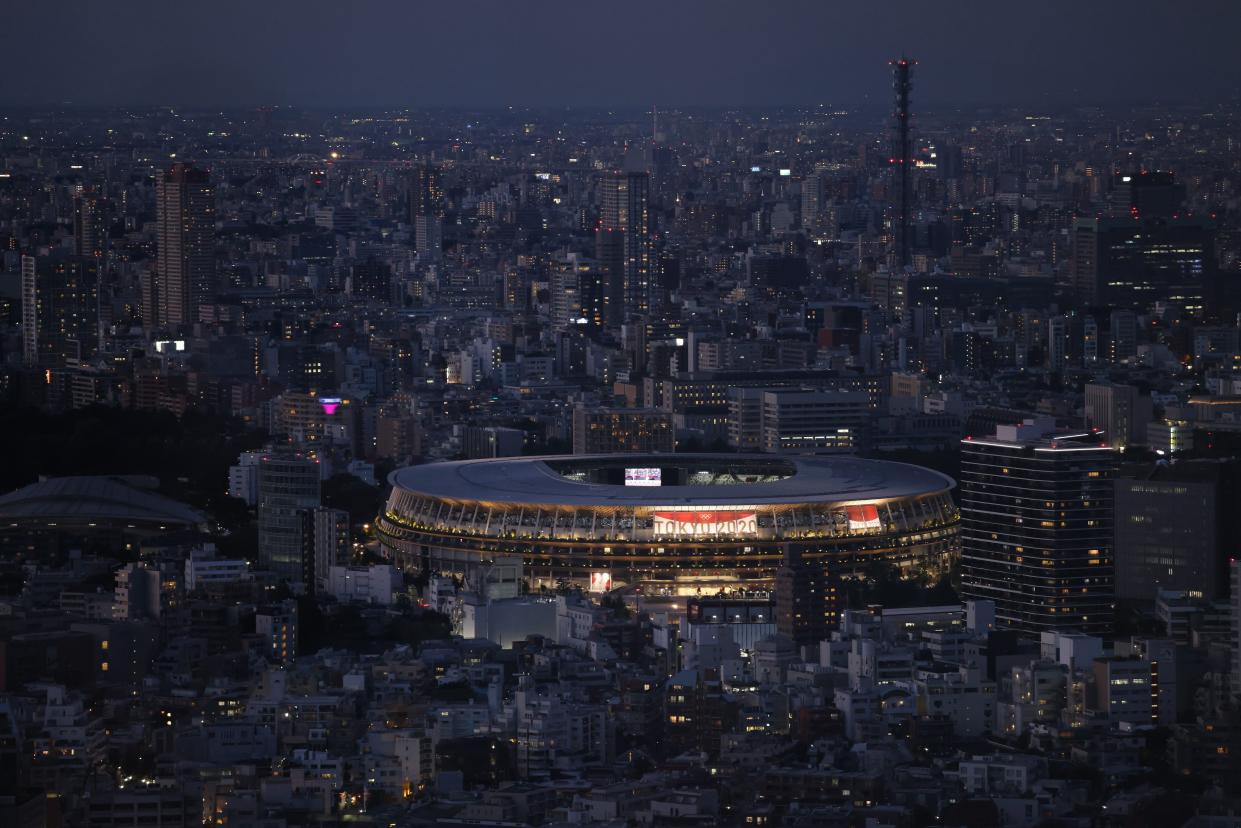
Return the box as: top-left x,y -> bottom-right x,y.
801,175 -> 823,228
408,164 -> 443,221
1070,219 -> 1102,306
414,214 -> 443,261
302,506 -> 350,595
1083,316 -> 1101,367
73,188 -> 107,259
727,388 -> 871,454
1046,315 -> 1072,373
462,425 -> 525,459
1108,309 -> 1138,363
19,256 -> 35,368
257,453 -> 322,587
20,254 -> 100,368
775,545 -> 840,649
960,419 -> 1119,636
572,406 -> 674,455
870,269 -> 908,325
154,163 -> 215,330
595,171 -> 651,326
1114,460 -> 1240,604
1111,170 -> 1183,219
349,257 -> 391,302
550,254 -> 605,330
1084,382 -> 1151,450
1070,216 -> 1215,310
375,408 -> 421,464
409,164 -> 444,261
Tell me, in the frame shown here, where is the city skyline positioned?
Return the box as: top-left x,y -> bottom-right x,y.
1,7 -> 1240,824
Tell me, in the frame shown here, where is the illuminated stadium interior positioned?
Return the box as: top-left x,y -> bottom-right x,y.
377,454 -> 959,595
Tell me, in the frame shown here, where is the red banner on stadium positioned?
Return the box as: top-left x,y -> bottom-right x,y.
846,504 -> 881,530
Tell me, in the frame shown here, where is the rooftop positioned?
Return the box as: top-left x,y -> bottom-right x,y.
389,454 -> 954,507
0,476 -> 207,529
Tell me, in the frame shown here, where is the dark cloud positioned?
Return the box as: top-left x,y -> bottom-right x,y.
2,0 -> 1238,107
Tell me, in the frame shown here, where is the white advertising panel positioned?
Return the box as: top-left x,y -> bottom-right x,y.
624,467 -> 662,487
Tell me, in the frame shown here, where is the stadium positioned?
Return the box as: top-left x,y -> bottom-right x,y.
377,454 -> 959,595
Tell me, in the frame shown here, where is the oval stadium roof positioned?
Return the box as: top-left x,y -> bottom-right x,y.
389,454 -> 955,508
0,476 -> 208,529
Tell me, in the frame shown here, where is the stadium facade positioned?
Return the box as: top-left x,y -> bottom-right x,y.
377,454 -> 958,595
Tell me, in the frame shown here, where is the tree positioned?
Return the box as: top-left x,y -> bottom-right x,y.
322,473 -> 384,529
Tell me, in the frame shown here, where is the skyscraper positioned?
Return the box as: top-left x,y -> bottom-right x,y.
1070,216 -> 1215,310
302,506 -> 350,595
801,174 -> 823,229
19,256 -> 35,367
1114,460 -> 1240,604
959,419 -> 1118,636
20,254 -> 101,368
1071,218 -> 1101,306
408,164 -> 443,220
154,163 -> 215,330
596,171 -> 651,326
73,188 -> 107,260
1108,309 -> 1138,363
1084,382 -> 1150,450
1112,170 -> 1183,219
550,253 -> 605,330
414,214 -> 443,261
257,453 -> 322,588
409,164 -> 443,261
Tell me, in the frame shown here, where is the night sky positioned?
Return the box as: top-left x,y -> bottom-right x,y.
4,0 -> 1239,108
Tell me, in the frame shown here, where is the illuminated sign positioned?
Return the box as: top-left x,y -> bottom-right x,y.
625,468 -> 661,487
590,571 -> 613,592
652,509 -> 758,537
153,340 -> 186,353
320,397 -> 342,416
779,168 -> 792,177
846,504 -> 882,530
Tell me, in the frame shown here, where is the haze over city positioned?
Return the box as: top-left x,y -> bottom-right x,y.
3,0 -> 1241,107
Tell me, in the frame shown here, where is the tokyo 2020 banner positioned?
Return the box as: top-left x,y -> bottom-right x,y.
651,509 -> 758,536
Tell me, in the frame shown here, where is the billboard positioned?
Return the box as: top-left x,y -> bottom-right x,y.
624,467 -> 662,487
590,571 -> 613,592
652,509 -> 758,537
846,504 -> 882,530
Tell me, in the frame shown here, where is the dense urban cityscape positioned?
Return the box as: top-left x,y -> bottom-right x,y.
1,5 -> 1240,826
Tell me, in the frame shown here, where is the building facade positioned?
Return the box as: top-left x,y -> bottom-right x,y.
257,454 -> 321,587
572,407 -> 674,455
960,420 -> 1119,636
153,162 -> 215,330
